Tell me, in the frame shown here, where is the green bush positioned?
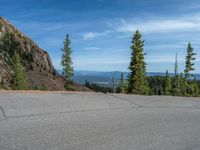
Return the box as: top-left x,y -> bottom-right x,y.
64,83 -> 75,91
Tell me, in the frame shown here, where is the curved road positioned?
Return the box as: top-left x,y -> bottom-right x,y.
0,92 -> 200,150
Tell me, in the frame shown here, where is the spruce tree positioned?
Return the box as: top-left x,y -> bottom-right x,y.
184,43 -> 196,79
172,53 -> 181,96
184,43 -> 196,96
163,69 -> 171,95
12,52 -> 28,90
192,77 -> 200,96
61,34 -> 74,84
179,73 -> 187,96
128,30 -> 149,95
119,73 -> 128,93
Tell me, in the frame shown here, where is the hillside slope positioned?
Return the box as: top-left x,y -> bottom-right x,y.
0,17 -> 65,90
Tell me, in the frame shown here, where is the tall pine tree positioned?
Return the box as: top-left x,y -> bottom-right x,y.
163,69 -> 171,95
128,30 -> 149,95
184,43 -> 197,96
184,43 -> 196,79
12,52 -> 28,90
61,34 -> 74,84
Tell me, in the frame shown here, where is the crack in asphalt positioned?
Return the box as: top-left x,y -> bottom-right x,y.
0,106 -> 7,119
1,106 -> 136,121
193,104 -> 200,110
0,105 -> 198,123
107,94 -> 144,107
107,94 -> 200,110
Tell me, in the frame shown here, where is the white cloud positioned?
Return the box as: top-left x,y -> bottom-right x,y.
12,20 -> 67,32
147,44 -> 185,49
82,31 -> 110,40
73,58 -> 128,66
115,16 -> 200,33
146,55 -> 185,63
84,47 -> 100,50
81,15 -> 200,41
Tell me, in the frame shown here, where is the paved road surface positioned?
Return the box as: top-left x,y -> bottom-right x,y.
0,92 -> 200,150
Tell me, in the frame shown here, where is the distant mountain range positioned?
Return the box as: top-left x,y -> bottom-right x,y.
57,70 -> 200,85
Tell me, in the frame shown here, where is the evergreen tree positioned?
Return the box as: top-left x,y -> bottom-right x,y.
147,76 -> 164,95
12,52 -> 28,90
190,82 -> 199,96
179,73 -> 187,96
172,53 -> 181,96
192,77 -> 200,96
184,43 -> 196,79
163,69 -> 171,95
184,43 -> 197,96
61,34 -> 74,83
128,30 -> 149,95
119,73 -> 128,93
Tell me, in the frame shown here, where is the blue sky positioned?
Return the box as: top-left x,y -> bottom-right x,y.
1,0 -> 200,73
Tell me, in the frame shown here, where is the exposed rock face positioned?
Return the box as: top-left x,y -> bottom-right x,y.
0,17 -> 65,90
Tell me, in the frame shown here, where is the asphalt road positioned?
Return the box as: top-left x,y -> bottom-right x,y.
0,92 -> 200,150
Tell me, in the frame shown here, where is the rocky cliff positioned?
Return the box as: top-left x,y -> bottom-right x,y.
0,17 -> 65,90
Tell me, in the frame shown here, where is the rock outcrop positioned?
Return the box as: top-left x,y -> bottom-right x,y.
0,17 -> 65,90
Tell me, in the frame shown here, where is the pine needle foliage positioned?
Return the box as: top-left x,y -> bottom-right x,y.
12,52 -> 28,90
61,34 -> 74,84
128,30 -> 149,95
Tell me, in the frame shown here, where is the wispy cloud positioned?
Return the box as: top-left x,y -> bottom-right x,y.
82,31 -> 111,40
147,43 -> 186,49
146,55 -> 185,63
114,16 -> 200,33
74,58 -> 128,65
12,20 -> 67,32
81,14 -> 200,41
84,47 -> 100,50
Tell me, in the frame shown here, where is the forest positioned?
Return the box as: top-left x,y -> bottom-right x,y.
86,30 -> 200,97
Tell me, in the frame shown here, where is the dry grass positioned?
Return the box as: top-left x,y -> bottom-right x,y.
0,90 -> 93,94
